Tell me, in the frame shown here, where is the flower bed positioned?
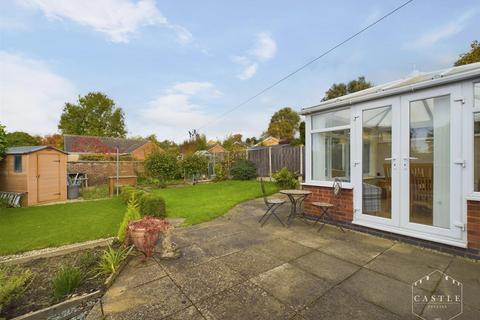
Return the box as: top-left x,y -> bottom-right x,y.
0,243 -> 129,319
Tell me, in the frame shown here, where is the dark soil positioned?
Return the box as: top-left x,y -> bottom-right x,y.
1,247 -> 111,319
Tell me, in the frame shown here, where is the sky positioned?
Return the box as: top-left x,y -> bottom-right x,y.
0,0 -> 479,142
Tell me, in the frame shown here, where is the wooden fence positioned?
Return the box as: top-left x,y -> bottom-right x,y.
247,145 -> 304,178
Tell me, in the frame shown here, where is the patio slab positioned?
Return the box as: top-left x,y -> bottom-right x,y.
157,243 -> 212,273
301,287 -> 401,320
102,276 -> 191,319
444,257 -> 480,311
291,250 -> 360,284
219,247 -> 285,279
169,259 -> 245,303
251,263 -> 333,311
253,238 -> 313,262
197,281 -> 295,320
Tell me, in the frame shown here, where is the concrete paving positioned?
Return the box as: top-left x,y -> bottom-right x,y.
93,197 -> 480,320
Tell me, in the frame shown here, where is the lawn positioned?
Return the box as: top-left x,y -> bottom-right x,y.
0,180 -> 278,255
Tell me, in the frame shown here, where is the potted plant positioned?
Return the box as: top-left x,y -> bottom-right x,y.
126,217 -> 169,259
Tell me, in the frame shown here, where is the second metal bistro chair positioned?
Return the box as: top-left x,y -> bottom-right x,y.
258,178 -> 286,227
312,178 -> 345,233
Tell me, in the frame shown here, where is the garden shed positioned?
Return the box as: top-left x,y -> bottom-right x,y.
0,146 -> 68,206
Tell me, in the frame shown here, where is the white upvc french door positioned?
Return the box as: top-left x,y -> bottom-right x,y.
352,97 -> 401,228
353,85 -> 466,247
399,85 -> 464,243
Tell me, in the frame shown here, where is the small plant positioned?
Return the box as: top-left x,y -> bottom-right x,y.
139,193 -> 166,218
77,251 -> 99,274
120,186 -> 145,204
0,267 -> 32,313
97,246 -> 132,276
272,167 -> 299,189
230,159 -> 257,180
52,266 -> 83,299
118,196 -> 142,242
0,197 -> 10,209
213,163 -> 227,181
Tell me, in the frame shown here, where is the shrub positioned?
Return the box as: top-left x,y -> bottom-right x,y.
0,267 -> 32,312
80,185 -> 109,200
52,266 -> 83,299
272,167 -> 299,189
230,159 -> 257,180
120,186 -> 144,204
139,193 -> 166,218
145,152 -> 180,184
118,197 -> 142,242
213,163 -> 227,181
79,154 -> 136,161
0,197 -> 10,209
181,154 -> 208,179
96,246 -> 132,276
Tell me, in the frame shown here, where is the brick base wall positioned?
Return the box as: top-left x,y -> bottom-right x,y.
67,161 -> 145,186
303,185 -> 353,222
467,200 -> 480,250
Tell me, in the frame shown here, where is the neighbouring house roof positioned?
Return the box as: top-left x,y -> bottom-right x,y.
64,135 -> 150,154
207,144 -> 226,154
301,62 -> 480,115
6,146 -> 68,155
255,136 -> 280,146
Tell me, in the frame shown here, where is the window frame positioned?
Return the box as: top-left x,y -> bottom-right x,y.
13,155 -> 22,173
472,82 -> 480,196
306,107 -> 353,187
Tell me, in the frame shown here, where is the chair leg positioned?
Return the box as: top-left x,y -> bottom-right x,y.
271,204 -> 286,227
261,203 -> 286,227
258,205 -> 273,223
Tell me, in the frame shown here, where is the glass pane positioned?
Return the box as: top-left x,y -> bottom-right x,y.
312,129 -> 350,181
475,83 -> 480,108
475,113 -> 480,192
409,95 -> 450,228
311,109 -> 350,130
362,106 -> 392,218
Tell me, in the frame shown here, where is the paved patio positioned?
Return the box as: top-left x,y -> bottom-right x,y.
88,197 -> 480,320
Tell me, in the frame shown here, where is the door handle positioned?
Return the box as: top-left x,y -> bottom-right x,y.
385,157 -> 397,168
402,157 -> 418,169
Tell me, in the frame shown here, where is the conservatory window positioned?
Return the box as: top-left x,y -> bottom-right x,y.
311,109 -> 351,182
474,112 -> 480,192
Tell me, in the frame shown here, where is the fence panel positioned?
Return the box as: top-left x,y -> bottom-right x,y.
247,145 -> 304,178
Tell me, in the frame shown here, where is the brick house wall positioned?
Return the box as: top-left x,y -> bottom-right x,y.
467,200 -> 480,250
303,185 -> 480,252
67,161 -> 145,186
303,185 -> 353,222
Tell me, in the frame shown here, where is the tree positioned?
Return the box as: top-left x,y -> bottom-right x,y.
454,40 -> 480,66
179,130 -> 207,155
58,92 -> 127,137
0,124 -> 7,161
6,131 -> 41,147
322,76 -> 372,101
41,134 -> 64,149
267,107 -> 301,140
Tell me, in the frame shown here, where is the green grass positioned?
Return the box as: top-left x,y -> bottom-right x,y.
0,199 -> 125,255
152,180 -> 278,225
0,180 -> 278,255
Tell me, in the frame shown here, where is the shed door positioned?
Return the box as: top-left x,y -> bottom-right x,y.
37,154 -> 61,202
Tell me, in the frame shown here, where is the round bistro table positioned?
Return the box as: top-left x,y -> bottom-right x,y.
280,189 -> 312,226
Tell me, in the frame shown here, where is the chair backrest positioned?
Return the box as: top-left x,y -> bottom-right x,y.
332,178 -> 342,199
259,178 -> 269,206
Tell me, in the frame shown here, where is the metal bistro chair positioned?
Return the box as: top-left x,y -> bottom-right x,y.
258,178 -> 286,227
312,178 -> 345,233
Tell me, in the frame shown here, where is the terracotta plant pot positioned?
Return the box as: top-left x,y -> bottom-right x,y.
127,217 -> 169,258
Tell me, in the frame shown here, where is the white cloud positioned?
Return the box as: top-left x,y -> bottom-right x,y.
18,0 -> 192,44
362,8 -> 381,27
0,51 -> 76,134
410,9 -> 478,49
237,63 -> 257,80
134,81 -> 221,139
232,31 -> 277,81
249,32 -> 277,61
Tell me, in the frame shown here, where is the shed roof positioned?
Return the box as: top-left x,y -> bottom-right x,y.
64,135 -> 150,154
6,146 -> 67,155
301,62 -> 480,115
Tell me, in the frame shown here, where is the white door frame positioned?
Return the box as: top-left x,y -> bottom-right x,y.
352,84 -> 467,247
352,96 -> 401,228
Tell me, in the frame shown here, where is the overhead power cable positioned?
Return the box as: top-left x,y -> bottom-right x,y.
185,0 -> 415,138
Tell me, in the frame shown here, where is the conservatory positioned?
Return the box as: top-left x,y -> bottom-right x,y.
301,62 -> 480,251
